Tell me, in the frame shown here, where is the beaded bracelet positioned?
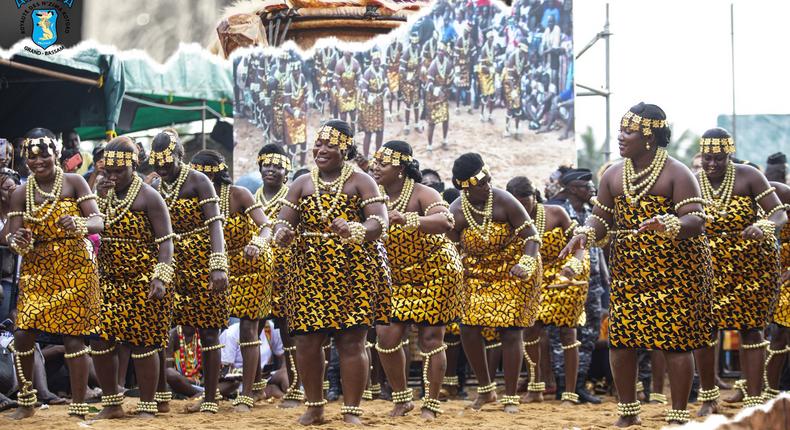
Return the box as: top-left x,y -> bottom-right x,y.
649,392 -> 668,404
10,238 -> 34,256
199,401 -> 219,413
68,402 -> 90,416
340,405 -> 363,416
477,382 -> 497,394
499,395 -> 520,406
665,409 -> 690,424
656,214 -> 681,239
136,401 -> 158,414
422,397 -> 443,413
764,204 -> 787,220
152,262 -> 174,284
208,252 -> 229,272
341,221 -> 366,245
754,186 -> 777,202
73,216 -> 89,236
573,225 -> 597,249
102,392 -> 125,407
617,401 -> 641,417
403,211 -> 420,232
154,232 -> 178,244
233,395 -> 255,408
528,381 -> 546,392
391,389 -> 413,404
273,219 -> 295,231
673,197 -> 708,212
562,256 -> 584,277
248,235 -> 269,252
516,254 -> 538,278
154,391 -> 172,403
563,220 -> 579,237
560,392 -> 580,403
366,214 -> 388,236
698,386 -> 720,402
754,219 -> 777,239
443,376 -> 459,386
304,399 -> 328,407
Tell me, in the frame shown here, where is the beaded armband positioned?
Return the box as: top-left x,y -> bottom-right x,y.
244,202 -> 263,214
208,252 -> 229,272
155,232 -> 178,244
656,214 -> 681,239
674,197 -> 707,212
513,219 -> 535,236
403,211 -> 420,232
684,211 -> 711,221
152,262 -> 175,284
563,220 -> 579,237
273,219 -> 295,231
203,215 -> 225,226
754,186 -> 777,202
360,195 -> 387,208
764,204 -> 786,220
198,197 -> 220,207
517,254 -> 538,278
588,213 -> 611,229
754,219 -> 777,239
131,348 -> 159,359
591,196 -> 615,214
424,200 -> 449,213
76,193 -> 97,204
562,256 -> 584,277
341,222 -> 366,244
524,234 -> 541,245
278,198 -> 300,211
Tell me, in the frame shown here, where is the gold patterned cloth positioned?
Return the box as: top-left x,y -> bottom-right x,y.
537,226 -> 590,327
226,210 -> 273,320
338,67 -> 358,113
454,42 -> 471,88
171,198 -> 229,329
256,187 -> 291,319
16,199 -> 101,336
359,70 -> 386,133
609,195 -> 713,351
288,193 -> 391,334
460,222 -> 542,328
774,218 -> 790,327
98,210 -> 172,347
707,196 -> 780,330
385,225 -> 463,325
476,48 -> 495,97
503,66 -> 522,111
284,85 -> 307,145
401,49 -> 420,105
427,60 -> 451,124
271,72 -> 287,141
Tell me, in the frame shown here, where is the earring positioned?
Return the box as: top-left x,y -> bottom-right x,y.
398,172 -> 403,179
645,141 -> 651,151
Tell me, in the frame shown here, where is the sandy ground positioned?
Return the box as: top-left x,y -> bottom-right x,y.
3,387 -> 760,430
233,105 -> 575,189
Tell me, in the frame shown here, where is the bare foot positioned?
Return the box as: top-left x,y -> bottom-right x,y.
342,414 -> 362,425
388,402 -> 414,417
94,406 -> 126,420
468,391 -> 496,410
157,402 -> 170,413
253,391 -> 267,402
520,392 -> 543,403
614,416 -> 642,427
561,400 -> 577,407
185,401 -> 216,414
637,391 -> 647,403
8,407 -> 36,420
234,404 -> 251,413
697,400 -> 719,417
420,409 -> 437,420
280,399 -> 301,409
298,407 -> 325,426
134,412 -> 156,420
724,390 -> 744,403
503,404 -> 519,414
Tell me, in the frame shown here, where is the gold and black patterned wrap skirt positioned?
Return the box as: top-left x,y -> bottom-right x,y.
226,212 -> 273,320
387,66 -> 400,93
609,195 -> 713,351
257,192 -> 291,319
503,71 -> 522,111
774,219 -> 790,327
359,94 -> 385,133
707,196 -> 780,330
476,63 -> 495,97
460,222 -> 542,328
98,210 -> 172,347
339,71 -> 358,113
16,198 -> 101,336
455,57 -> 471,89
401,59 -> 420,105
287,193 -> 391,334
537,226 -> 590,327
171,198 -> 229,329
385,225 -> 463,326
285,88 -> 307,145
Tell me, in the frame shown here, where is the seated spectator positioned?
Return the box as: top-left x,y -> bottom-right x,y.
165,326 -> 238,400
220,320 -> 288,401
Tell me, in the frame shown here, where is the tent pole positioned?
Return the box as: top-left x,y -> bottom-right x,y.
202,99 -> 207,150
0,58 -> 101,87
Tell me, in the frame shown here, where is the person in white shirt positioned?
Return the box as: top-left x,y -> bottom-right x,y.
220,320 -> 288,400
541,15 -> 562,88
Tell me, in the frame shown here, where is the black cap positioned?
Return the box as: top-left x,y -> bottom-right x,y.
767,152 -> 787,165
560,168 -> 593,186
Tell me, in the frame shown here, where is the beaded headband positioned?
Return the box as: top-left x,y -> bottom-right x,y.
148,132 -> 177,166
105,150 -> 138,167
190,162 -> 227,174
699,137 -> 735,154
22,137 -> 61,158
453,164 -> 490,189
620,111 -> 668,137
316,124 -> 353,150
374,147 -> 413,167
257,153 -> 292,171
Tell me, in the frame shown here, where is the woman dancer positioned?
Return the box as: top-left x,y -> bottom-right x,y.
190,150 -> 274,412
447,153 -> 542,413
765,181 -> 790,399
692,128 -> 786,413
255,144 -> 303,406
506,176 -> 589,405
370,141 -> 463,419
90,136 -> 175,419
6,128 -> 103,419
148,130 -> 229,414
273,119 -> 390,425
562,103 -> 713,426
